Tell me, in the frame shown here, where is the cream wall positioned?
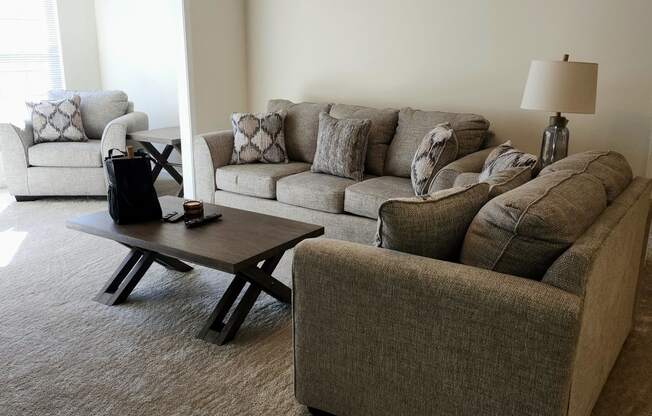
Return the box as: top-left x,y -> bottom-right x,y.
184,0 -> 248,133
94,0 -> 181,129
246,0 -> 652,176
56,0 -> 102,90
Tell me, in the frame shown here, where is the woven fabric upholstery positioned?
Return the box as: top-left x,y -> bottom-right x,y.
277,171 -> 358,213
539,150 -> 632,203
385,107 -> 489,177
430,147 -> 494,192
485,166 -> 533,198
329,104 -> 398,176
410,123 -> 458,196
28,141 -> 102,168
267,99 -> 332,163
293,238 -> 581,416
215,190 -> 376,244
215,162 -> 310,199
375,183 -> 490,260
452,172 -> 480,187
49,90 -> 128,139
344,176 -> 414,219
311,112 -> 371,181
461,171 -> 607,280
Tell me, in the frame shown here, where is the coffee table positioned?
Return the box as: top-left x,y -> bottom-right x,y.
66,196 -> 324,345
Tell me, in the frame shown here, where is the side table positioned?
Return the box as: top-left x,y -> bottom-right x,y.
128,127 -> 184,196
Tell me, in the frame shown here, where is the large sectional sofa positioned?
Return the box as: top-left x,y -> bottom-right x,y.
194,99 -> 494,244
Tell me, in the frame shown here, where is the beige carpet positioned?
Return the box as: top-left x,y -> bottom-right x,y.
0,184 -> 649,416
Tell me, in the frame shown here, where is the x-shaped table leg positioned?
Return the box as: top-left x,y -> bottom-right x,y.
197,252 -> 289,345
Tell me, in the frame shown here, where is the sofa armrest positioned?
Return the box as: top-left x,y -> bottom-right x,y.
0,123 -> 34,195
101,111 -> 149,159
293,238 -> 581,416
193,130 -> 234,203
430,146 -> 495,192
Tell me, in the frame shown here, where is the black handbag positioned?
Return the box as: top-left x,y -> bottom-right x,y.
105,148 -> 162,224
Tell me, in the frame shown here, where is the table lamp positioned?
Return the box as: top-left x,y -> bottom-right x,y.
521,54 -> 598,168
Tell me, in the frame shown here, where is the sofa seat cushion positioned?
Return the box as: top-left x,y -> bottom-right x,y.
460,170 -> 607,280
267,99 -> 332,163
28,141 -> 102,167
539,150 -> 632,203
344,176 -> 414,219
277,171 -> 362,213
329,104 -> 398,176
385,107 -> 490,177
215,162 -> 310,199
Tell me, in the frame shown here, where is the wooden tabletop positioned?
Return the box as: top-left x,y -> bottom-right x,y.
66,196 -> 324,273
127,127 -> 181,145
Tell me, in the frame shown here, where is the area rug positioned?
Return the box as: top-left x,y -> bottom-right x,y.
0,186 -> 649,416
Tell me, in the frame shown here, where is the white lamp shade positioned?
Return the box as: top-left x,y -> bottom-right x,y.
521,60 -> 598,114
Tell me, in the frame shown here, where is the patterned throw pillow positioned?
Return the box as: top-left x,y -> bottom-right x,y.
230,111 -> 288,164
478,141 -> 537,181
410,123 -> 458,196
27,95 -> 87,143
311,112 -> 371,181
374,182 -> 490,260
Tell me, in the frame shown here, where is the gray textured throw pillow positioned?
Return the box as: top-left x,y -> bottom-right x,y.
27,95 -> 87,143
485,166 -> 532,198
478,141 -> 537,181
539,150 -> 632,203
460,171 -> 607,280
311,112 -> 371,181
230,111 -> 288,164
410,123 -> 459,196
374,182 -> 490,260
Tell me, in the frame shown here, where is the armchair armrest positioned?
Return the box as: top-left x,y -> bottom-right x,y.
0,123 -> 34,195
193,130 -> 234,203
430,146 -> 495,192
293,239 -> 581,416
101,111 -> 149,159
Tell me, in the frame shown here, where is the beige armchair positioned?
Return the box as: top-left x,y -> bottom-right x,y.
0,90 -> 148,200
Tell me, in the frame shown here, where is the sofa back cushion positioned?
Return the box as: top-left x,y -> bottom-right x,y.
267,99 -> 332,163
48,89 -> 129,139
329,104 -> 398,176
385,107 -> 490,177
539,150 -> 632,203
460,171 -> 607,280
375,183 -> 490,260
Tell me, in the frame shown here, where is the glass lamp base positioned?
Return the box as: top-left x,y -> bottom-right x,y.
539,115 -> 569,169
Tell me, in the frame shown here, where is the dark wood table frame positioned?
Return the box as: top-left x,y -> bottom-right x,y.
67,197 -> 323,346
127,127 -> 184,197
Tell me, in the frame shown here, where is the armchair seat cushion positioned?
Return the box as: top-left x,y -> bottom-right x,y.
215,162 -> 310,199
277,171 -> 362,213
28,141 -> 102,168
344,176 -> 414,219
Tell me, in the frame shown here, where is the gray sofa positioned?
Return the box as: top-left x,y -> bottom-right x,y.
0,90 -> 147,199
293,154 -> 651,415
193,99 -> 493,244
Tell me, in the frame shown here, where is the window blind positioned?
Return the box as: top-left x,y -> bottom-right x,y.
0,0 -> 65,124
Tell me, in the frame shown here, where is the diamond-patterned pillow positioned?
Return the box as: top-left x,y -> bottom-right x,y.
410,123 -> 459,196
27,95 -> 87,143
478,141 -> 537,181
230,111 -> 288,164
